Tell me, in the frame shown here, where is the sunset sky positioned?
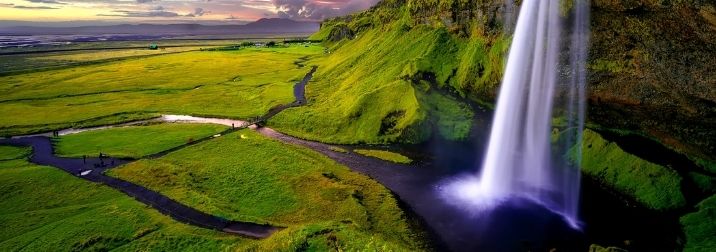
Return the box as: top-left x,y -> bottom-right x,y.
0,0 -> 380,24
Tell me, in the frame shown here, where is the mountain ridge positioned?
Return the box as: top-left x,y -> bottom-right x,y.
0,18 -> 320,35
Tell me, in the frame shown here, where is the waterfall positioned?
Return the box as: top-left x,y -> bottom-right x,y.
441,0 -> 590,229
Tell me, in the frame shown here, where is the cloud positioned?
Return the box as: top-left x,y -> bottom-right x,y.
271,0 -> 380,20
225,15 -> 237,20
26,0 -> 66,4
136,0 -> 155,3
13,5 -> 59,9
185,7 -> 206,17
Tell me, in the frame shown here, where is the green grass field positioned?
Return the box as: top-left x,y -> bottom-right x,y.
54,123 -> 228,159
0,44 -> 323,137
681,195 -> 716,252
570,129 -> 686,210
0,46 -> 212,75
0,146 -> 246,251
354,149 -> 413,164
109,129 -> 426,250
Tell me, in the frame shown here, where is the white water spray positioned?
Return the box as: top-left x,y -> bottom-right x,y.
442,0 -> 590,229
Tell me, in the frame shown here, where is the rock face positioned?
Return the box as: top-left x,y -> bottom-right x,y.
316,0 -> 716,163
588,1 -> 716,162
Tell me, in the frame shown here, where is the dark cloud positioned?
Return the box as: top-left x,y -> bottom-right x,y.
272,0 -> 380,20
14,5 -> 60,9
136,0 -> 155,3
26,0 -> 66,4
225,15 -> 237,20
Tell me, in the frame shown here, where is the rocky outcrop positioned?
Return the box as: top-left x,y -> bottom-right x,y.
588,1 -> 716,163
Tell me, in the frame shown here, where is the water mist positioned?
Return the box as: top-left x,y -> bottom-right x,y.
441,0 -> 590,229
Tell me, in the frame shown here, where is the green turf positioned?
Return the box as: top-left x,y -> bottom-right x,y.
0,45 -> 323,137
680,195 -> 716,252
354,149 -> 413,164
0,146 -> 30,161
570,129 -> 686,210
108,129 -> 426,250
54,123 -> 228,159
0,146 -> 245,251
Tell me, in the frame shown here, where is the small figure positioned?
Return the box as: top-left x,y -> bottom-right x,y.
83,155 -> 86,164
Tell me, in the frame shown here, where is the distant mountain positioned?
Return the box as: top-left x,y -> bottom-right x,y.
0,18 -> 319,36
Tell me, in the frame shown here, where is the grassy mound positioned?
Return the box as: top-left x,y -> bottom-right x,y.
109,129 -> 426,250
571,129 -> 685,210
354,149 -> 412,164
54,123 -> 228,158
680,195 -> 716,252
0,146 -> 244,251
0,45 -> 322,137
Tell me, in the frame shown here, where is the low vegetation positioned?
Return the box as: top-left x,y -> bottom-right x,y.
54,123 -> 228,158
109,129 -> 426,250
0,45 -> 322,137
354,149 -> 413,164
680,195 -> 716,252
570,129 -> 686,210
0,146 -> 30,161
0,146 -> 245,251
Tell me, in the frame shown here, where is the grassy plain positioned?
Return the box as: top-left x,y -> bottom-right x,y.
54,123 -> 228,158
0,146 -> 245,251
354,149 -> 413,164
0,46 -> 211,75
109,129 -> 425,250
570,129 -> 685,210
0,44 -> 323,137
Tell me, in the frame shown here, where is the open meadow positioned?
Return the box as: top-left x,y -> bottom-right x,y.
0,43 -> 323,137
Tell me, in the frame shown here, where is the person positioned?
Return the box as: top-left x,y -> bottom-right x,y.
83,155 -> 86,164
232,123 -> 235,129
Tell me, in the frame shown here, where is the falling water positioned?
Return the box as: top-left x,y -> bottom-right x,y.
442,0 -> 590,229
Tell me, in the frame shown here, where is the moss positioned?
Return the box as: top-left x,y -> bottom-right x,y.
571,129 -> 686,210
689,172 -> 716,194
354,149 -> 413,164
329,146 -> 349,153
680,195 -> 716,252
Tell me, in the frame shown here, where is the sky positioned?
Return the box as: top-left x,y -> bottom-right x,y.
0,0 -> 381,24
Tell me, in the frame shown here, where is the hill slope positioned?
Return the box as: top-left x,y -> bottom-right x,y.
271,0 -> 716,162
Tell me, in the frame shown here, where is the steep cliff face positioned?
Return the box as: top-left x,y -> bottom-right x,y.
588,1 -> 716,163
307,0 -> 715,162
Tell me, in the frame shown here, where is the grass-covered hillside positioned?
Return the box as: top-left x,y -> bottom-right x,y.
274,0 -> 716,162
